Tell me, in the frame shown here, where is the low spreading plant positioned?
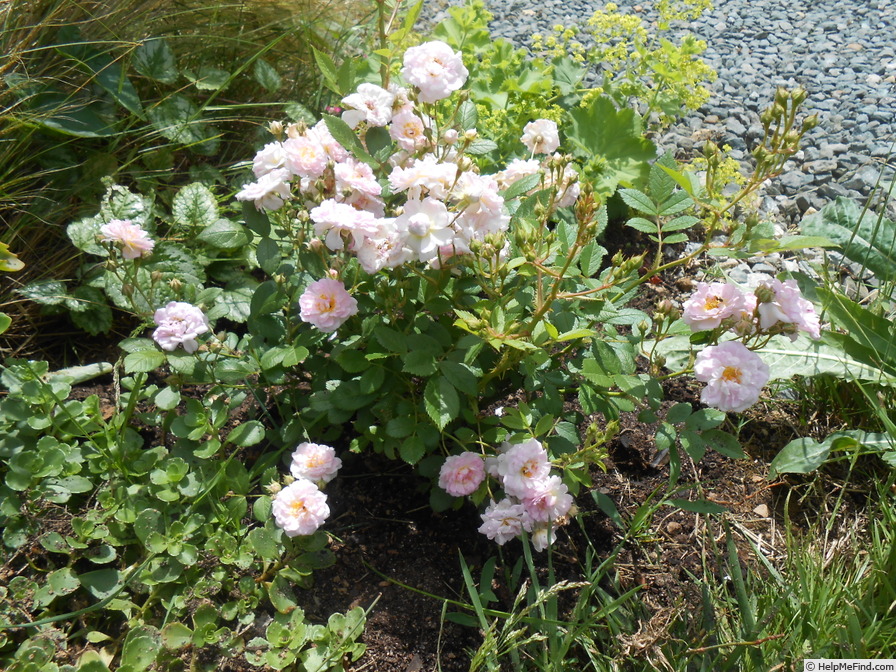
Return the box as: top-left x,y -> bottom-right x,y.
5,0 -> 895,669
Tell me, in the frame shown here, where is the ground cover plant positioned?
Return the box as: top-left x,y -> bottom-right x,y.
2,0 -> 895,670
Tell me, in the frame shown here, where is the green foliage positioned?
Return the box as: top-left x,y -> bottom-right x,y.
532,0 -> 717,126
802,197 -> 896,283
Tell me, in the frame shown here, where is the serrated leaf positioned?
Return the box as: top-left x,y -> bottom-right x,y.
173,182 -> 218,228
186,65 -> 230,91
466,138 -> 498,155
124,350 -> 166,374
657,190 -> 693,216
322,114 -> 375,167
312,47 -> 339,93
18,279 -> 68,306
663,215 -> 700,231
70,286 -> 113,335
501,172 -> 542,201
133,38 -> 178,84
400,435 -> 426,465
424,376 -> 459,430
457,100 -> 478,130
147,95 -> 219,155
578,241 -> 605,277
253,59 -> 281,92
197,219 -> 248,249
625,216 -> 658,233
619,188 -> 657,216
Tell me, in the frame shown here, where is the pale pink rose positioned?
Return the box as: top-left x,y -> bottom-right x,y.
100,219 -> 155,259
341,82 -> 395,127
682,282 -> 747,332
438,452 -> 486,497
394,197 -> 454,262
272,479 -> 330,537
298,277 -> 358,333
495,158 -> 542,190
309,199 -> 380,252
252,141 -> 287,178
236,168 -> 292,211
355,221 -> 409,273
554,166 -> 581,208
755,279 -> 822,341
521,119 -> 560,155
451,172 -> 504,216
338,191 -> 386,218
401,40 -> 469,103
308,121 -> 349,163
389,109 -> 428,152
152,301 -> 210,353
334,158 -> 382,198
496,439 -> 552,499
389,155 -> 457,200
520,475 -> 573,524
694,341 -> 769,412
732,292 -> 759,336
283,135 -> 329,179
290,442 -> 342,484
478,499 -> 529,545
529,524 -> 558,552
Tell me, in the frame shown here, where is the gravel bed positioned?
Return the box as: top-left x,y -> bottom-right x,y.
421,0 -> 896,221
420,0 -> 896,288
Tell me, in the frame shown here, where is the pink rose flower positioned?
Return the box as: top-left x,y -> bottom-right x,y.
495,439 -> 552,499
152,301 -> 210,353
309,199 -> 380,252
235,168 -> 292,212
298,277 -> 358,333
389,109 -> 428,152
520,475 -> 573,524
272,479 -> 330,537
682,282 -> 747,331
438,452 -> 485,497
520,119 -> 560,155
290,442 -> 342,484
394,197 -> 454,263
694,341 -> 770,412
100,219 -> 155,260
478,499 -> 529,545
341,82 -> 395,127
755,279 -> 822,341
283,135 -> 330,179
401,41 -> 469,103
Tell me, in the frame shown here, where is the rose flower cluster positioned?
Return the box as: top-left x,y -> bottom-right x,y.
681,279 -> 821,412
272,442 -> 342,537
439,439 -> 574,552
236,40 -> 580,336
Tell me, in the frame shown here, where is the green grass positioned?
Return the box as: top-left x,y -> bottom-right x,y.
0,0 -> 370,359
